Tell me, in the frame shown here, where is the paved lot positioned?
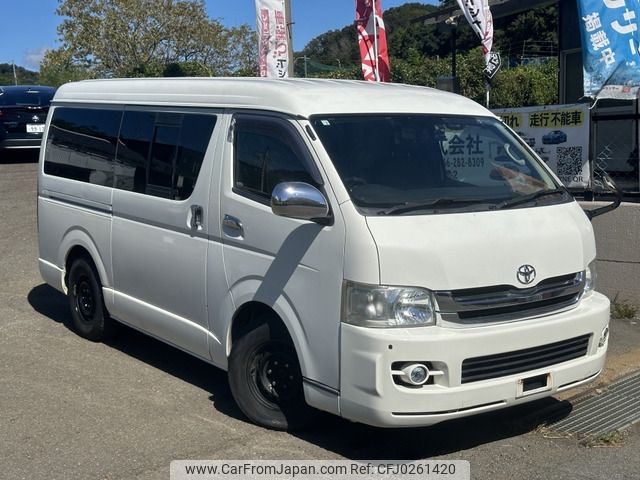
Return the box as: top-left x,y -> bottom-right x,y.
2,153 -> 639,480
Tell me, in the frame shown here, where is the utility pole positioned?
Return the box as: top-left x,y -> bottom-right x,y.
12,61 -> 18,85
285,0 -> 294,77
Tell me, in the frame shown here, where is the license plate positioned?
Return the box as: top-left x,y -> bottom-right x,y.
26,124 -> 45,133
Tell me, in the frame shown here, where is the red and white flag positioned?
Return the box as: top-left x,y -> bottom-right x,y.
255,0 -> 289,78
355,0 -> 391,82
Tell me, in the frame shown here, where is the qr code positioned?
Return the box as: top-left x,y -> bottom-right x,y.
556,146 -> 583,176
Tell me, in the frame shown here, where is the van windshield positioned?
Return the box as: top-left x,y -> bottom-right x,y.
310,114 -> 570,215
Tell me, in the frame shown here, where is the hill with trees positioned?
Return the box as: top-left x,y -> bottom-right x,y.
0,64 -> 39,85
296,2 -> 559,108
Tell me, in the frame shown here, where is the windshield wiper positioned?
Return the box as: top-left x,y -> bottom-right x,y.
378,198 -> 487,215
491,188 -> 567,210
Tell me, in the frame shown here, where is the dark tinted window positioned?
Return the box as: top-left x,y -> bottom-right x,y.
44,107 -> 122,186
148,125 -> 180,198
0,87 -> 55,106
234,117 -> 320,199
115,110 -> 216,200
115,110 -> 154,192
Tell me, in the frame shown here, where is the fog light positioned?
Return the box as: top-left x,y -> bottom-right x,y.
598,325 -> 609,347
401,363 -> 430,385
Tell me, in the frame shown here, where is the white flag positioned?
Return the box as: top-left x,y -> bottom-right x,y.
456,0 -> 494,64
255,0 -> 289,78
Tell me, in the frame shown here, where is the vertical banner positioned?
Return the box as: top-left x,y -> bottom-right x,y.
255,0 -> 289,78
577,0 -> 640,100
494,104 -> 591,188
456,0 -> 494,66
355,0 -> 391,82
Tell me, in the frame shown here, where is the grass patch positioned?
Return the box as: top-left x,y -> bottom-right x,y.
582,430 -> 627,448
610,294 -> 639,319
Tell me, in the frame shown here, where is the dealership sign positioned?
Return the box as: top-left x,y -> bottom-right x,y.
493,104 -> 591,188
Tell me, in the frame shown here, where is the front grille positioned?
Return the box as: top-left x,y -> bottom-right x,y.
461,334 -> 591,384
435,272 -> 585,325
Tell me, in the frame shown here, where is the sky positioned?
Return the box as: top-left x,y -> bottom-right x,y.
0,0 -> 436,71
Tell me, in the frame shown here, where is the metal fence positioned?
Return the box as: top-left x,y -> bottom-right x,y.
589,106 -> 640,201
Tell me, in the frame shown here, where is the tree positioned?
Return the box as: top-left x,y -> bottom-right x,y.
39,49 -> 94,86
41,0 -> 256,84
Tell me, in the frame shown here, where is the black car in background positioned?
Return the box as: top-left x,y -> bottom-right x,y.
0,85 -> 56,151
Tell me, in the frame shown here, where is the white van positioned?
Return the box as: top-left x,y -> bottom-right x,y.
38,78 -> 610,430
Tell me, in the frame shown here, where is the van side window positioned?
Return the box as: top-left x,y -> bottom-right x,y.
44,107 -> 122,186
233,117 -> 321,200
115,110 -> 154,193
116,111 -> 216,200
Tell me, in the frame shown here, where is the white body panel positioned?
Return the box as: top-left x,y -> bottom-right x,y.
37,78 -> 610,428
364,201 -> 595,290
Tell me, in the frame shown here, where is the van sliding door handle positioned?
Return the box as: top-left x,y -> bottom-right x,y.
223,214 -> 243,231
189,205 -> 203,230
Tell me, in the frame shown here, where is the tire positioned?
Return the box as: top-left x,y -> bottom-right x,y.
67,257 -> 115,342
228,321 -> 312,431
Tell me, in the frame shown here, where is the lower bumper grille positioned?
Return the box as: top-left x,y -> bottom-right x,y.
461,334 -> 591,384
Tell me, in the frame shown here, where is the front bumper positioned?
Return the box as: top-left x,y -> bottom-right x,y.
339,292 -> 610,427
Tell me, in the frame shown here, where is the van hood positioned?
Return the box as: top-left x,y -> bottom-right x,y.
365,201 -> 595,290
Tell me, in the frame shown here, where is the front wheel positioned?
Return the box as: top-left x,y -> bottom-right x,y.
67,257 -> 115,341
228,322 -> 312,431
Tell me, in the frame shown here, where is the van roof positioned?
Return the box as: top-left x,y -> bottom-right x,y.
53,77 -> 492,118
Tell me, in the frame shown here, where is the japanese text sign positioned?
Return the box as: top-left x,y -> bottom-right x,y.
255,0 -> 289,78
577,0 -> 640,99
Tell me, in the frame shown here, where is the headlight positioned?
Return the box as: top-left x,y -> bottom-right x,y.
342,282 -> 435,328
584,260 -> 597,296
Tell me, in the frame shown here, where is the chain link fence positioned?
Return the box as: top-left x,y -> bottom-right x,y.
590,109 -> 640,201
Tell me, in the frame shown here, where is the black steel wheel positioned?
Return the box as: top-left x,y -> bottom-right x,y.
228,321 -> 312,430
67,257 -> 115,341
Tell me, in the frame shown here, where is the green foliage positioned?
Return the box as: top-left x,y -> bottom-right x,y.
491,59 -> 558,108
39,48 -> 94,87
0,63 -> 39,85
611,294 -> 639,319
41,0 -> 256,85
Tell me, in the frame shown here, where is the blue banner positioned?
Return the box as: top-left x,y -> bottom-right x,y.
577,0 -> 640,99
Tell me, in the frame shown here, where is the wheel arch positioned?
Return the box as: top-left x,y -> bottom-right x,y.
59,228 -> 110,293
226,298 -> 311,380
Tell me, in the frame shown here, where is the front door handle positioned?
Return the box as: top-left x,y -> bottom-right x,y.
223,214 -> 243,231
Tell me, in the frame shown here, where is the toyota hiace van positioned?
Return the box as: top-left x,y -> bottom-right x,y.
38,78 -> 610,430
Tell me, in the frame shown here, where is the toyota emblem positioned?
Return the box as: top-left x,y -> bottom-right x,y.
517,265 -> 536,285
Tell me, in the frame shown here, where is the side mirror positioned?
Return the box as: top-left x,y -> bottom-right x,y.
584,170 -> 622,220
271,182 -> 330,222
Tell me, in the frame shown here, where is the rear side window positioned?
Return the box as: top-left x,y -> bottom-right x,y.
116,110 -> 216,200
44,106 -> 216,200
44,107 -> 122,186
233,116 -> 321,200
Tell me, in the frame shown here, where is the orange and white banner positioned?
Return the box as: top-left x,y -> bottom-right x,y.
255,0 -> 289,78
355,0 -> 391,82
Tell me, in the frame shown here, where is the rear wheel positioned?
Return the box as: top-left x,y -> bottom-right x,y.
67,257 -> 115,341
228,321 -> 312,430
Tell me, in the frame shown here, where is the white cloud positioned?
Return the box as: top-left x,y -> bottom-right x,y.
23,46 -> 50,71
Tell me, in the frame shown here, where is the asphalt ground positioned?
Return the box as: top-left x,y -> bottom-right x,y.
2,151 -> 639,480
